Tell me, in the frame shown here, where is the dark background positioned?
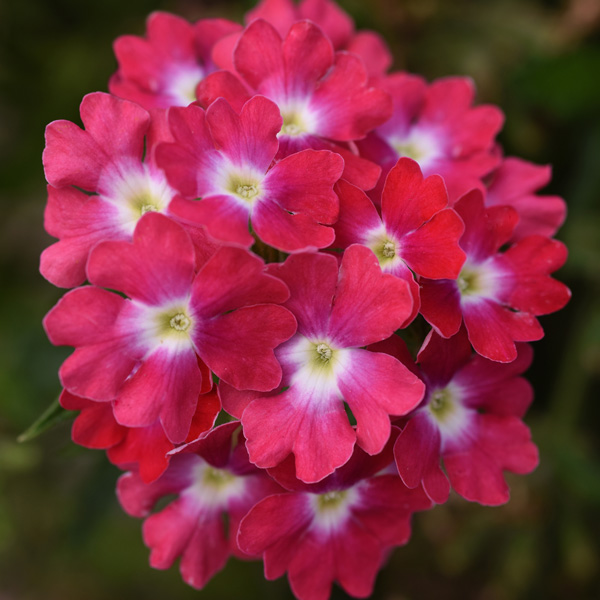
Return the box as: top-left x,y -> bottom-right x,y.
0,0 -> 599,598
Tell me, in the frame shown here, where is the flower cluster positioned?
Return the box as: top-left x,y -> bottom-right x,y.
41,1 -> 570,598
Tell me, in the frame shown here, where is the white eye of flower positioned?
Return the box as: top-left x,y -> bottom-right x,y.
456,260 -> 502,302
390,128 -> 443,170
99,163 -> 175,235
365,229 -> 400,270
278,99 -> 314,137
167,65 -> 205,106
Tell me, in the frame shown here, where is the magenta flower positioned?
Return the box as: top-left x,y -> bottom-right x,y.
41,92 -> 219,289
109,11 -> 241,109
334,157 -> 466,325
198,19 -> 392,189
156,95 -> 343,252
117,422 -> 282,590
485,156 -> 567,242
240,245 -> 424,483
238,435 -> 432,600
246,0 -> 393,77
389,329 -> 538,505
358,73 -> 504,204
420,190 -> 571,362
44,213 -> 296,443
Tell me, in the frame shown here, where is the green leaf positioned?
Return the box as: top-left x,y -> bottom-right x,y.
17,396 -> 74,443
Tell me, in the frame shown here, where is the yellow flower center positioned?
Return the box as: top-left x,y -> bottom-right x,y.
169,313 -> 191,332
235,184 -> 259,200
280,110 -> 308,136
316,490 -> 347,511
366,231 -> 399,269
428,388 -> 454,421
316,343 -> 333,363
382,241 -> 396,258
140,203 -> 158,215
202,466 -> 236,488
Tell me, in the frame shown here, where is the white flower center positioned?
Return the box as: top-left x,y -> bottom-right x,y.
389,127 -> 442,170
311,487 -> 359,532
277,99 -> 315,137
167,65 -> 205,106
456,259 -> 507,303
185,461 -> 246,508
365,228 -> 401,270
224,170 -> 263,205
426,383 -> 472,447
99,162 -> 175,235
276,334 -> 350,399
143,303 -> 194,350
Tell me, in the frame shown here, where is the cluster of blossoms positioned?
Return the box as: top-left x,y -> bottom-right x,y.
41,0 -> 570,598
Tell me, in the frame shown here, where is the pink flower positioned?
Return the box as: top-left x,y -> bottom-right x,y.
485,156 -> 567,241
117,422 -> 282,589
238,434 -> 432,600
41,92 -> 218,288
386,329 -> 538,505
109,11 -> 241,109
156,95 -> 344,252
239,245 -> 424,483
333,157 -> 466,325
60,388 -> 220,483
358,73 -> 504,205
246,0 -> 393,77
198,19 -> 392,189
44,213 -> 296,443
419,190 -> 570,362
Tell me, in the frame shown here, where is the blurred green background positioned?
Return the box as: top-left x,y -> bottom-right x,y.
0,0 -> 599,598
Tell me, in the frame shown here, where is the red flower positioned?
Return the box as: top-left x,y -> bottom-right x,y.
386,329 -> 538,505
358,73 -> 503,205
240,245 -> 424,483
44,213 -> 295,443
246,0 -> 393,77
41,92 -> 219,288
198,19 -> 392,189
109,11 -> 241,109
238,433 -> 432,600
420,190 -> 570,362
117,423 -> 282,589
156,95 -> 343,252
485,156 -> 567,241
334,157 -> 466,325
60,388 -> 220,483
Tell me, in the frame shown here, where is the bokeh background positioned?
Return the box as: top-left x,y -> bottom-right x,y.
1,0 -> 599,598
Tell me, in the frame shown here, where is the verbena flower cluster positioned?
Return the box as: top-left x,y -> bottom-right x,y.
41,1 -> 571,598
